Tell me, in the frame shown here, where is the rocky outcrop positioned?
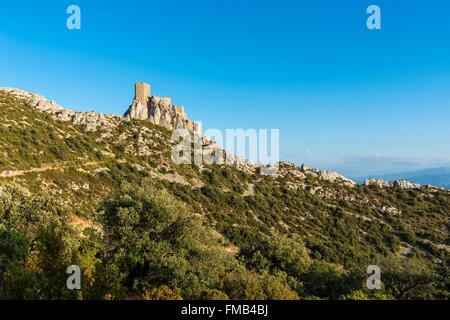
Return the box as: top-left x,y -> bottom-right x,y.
363,178 -> 392,188
227,154 -> 259,174
364,178 -> 422,190
125,95 -> 197,132
392,179 -> 422,189
276,162 -> 306,180
300,163 -> 356,187
275,162 -> 356,187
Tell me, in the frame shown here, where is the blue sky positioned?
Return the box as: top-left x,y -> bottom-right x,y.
1,0 -> 450,177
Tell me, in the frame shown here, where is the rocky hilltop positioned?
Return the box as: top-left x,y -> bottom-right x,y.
0,85 -> 449,300
1,88 -> 120,132
124,82 -> 197,131
0,85 -> 371,187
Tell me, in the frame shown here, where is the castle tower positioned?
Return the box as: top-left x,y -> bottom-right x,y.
135,82 -> 151,104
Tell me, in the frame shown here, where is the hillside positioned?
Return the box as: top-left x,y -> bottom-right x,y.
0,87 -> 449,300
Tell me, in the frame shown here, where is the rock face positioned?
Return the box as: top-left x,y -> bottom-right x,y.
124,82 -> 197,132
392,180 -> 422,189
364,178 -> 422,190
299,163 -> 356,187
363,178 -> 392,188
275,162 -> 356,187
276,162 -> 306,180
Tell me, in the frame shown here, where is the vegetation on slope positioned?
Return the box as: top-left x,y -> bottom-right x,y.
0,91 -> 449,299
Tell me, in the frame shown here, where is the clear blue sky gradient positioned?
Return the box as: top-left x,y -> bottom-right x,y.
1,0 -> 449,176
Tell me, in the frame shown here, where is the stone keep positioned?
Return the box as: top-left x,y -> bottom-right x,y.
135,82 -> 151,104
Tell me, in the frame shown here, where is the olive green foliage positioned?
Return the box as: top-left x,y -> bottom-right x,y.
0,91 -> 449,300
376,256 -> 448,299
99,180 -> 298,299
0,184 -> 124,299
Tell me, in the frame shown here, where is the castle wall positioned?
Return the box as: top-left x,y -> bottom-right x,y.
175,106 -> 185,114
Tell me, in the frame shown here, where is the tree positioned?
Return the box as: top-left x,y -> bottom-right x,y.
378,256 -> 439,300
142,285 -> 183,300
100,181 -> 267,299
36,223 -> 76,299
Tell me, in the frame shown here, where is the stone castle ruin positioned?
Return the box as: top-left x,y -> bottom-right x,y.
135,82 -> 151,104
124,82 -> 197,131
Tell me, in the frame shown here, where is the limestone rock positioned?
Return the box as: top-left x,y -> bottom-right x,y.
126,99 -> 148,120
316,170 -> 356,186
392,180 -> 421,190
300,163 -> 356,187
364,178 -> 422,190
273,162 -> 357,188
124,84 -> 198,132
276,162 -> 306,180
226,153 -> 259,174
364,178 -> 391,188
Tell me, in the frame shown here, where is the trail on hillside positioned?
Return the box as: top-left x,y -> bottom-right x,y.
0,160 -> 102,178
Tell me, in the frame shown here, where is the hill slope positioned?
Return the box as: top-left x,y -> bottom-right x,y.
0,88 -> 449,300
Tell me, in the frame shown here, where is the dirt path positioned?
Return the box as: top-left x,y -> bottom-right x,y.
0,160 -> 102,178
243,183 -> 255,197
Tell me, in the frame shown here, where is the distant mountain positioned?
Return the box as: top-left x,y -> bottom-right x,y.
354,167 -> 450,189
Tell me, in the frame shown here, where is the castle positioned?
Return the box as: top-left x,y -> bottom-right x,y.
135,82 -> 151,104
125,82 -> 197,132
